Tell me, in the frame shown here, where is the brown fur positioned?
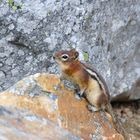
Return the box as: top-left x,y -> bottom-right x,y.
62,61 -> 89,91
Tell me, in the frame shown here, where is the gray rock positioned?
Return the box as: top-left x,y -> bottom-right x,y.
8,24 -> 15,30
0,71 -> 5,79
0,71 -> 6,85
11,67 -> 20,76
0,47 -> 4,53
5,58 -> 14,65
18,50 -> 25,56
0,62 -> 4,68
0,0 -> 139,101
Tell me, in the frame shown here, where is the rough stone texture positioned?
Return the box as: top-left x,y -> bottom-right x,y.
0,106 -> 80,140
0,73 -> 125,140
0,0 -> 140,101
112,101 -> 140,140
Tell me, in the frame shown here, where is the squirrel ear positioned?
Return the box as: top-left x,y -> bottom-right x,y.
75,51 -> 79,59
71,48 -> 79,59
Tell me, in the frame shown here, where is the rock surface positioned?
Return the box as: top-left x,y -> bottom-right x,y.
0,106 -> 80,140
112,100 -> 140,140
0,73 -> 125,140
0,0 -> 140,101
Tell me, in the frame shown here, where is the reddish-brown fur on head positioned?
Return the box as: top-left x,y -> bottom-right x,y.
54,49 -> 89,88
53,49 -> 79,63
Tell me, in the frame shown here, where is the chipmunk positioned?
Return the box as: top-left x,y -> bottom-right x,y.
53,49 -> 128,139
53,49 -> 109,111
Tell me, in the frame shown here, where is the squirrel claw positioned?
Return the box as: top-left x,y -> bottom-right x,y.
74,93 -> 82,100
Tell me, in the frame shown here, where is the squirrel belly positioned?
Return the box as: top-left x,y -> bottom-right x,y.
85,77 -> 109,111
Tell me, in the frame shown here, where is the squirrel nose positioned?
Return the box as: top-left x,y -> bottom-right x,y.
53,55 -> 56,60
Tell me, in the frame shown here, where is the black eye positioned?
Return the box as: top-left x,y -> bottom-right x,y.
61,54 -> 69,61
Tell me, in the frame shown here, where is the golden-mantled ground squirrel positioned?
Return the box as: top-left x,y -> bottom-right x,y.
53,49 -> 128,139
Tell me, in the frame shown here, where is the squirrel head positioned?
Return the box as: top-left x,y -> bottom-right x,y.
53,49 -> 79,63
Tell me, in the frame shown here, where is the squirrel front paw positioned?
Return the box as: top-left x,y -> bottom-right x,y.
87,104 -> 101,112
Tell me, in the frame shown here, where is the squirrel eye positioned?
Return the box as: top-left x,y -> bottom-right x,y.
61,54 -> 69,61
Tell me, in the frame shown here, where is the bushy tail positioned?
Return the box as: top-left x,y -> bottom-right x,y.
106,103 -> 129,140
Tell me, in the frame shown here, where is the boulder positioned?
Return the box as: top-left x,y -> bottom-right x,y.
0,73 -> 126,140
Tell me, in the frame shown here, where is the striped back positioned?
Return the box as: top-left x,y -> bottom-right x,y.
81,62 -> 110,101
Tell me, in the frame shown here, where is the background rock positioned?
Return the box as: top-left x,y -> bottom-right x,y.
0,0 -> 140,101
112,100 -> 140,140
